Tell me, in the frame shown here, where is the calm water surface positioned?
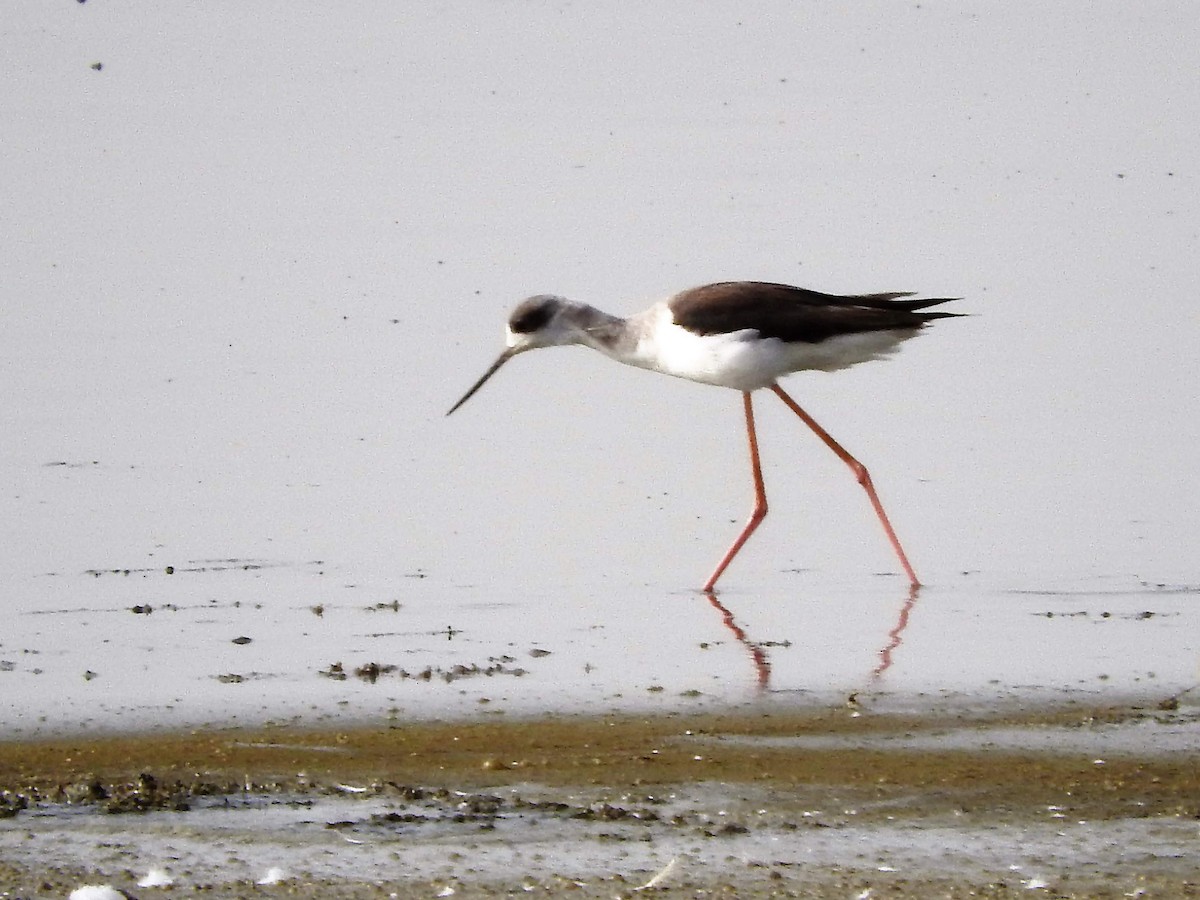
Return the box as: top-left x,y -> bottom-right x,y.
3,1 -> 1198,737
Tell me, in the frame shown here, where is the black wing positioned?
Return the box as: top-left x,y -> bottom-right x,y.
669,282 -> 960,344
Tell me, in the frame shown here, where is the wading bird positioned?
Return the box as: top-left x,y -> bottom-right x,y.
447,281 -> 960,591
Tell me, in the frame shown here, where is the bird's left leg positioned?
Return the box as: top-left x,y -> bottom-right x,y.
702,391 -> 768,592
769,383 -> 921,587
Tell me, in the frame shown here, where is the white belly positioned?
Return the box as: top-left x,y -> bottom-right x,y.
618,310 -> 919,391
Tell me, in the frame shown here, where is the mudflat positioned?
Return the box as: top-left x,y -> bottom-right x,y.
1,701 -> 1196,897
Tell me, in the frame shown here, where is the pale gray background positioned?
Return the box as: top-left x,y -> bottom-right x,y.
3,2 -> 1197,733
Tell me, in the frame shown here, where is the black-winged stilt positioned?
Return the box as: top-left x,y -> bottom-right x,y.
447,281 -> 960,591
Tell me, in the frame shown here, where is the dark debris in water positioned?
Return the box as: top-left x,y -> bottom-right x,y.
3,774 -> 758,850
320,658 -> 531,684
316,785 -> 738,843
1035,609 -> 1176,620
214,672 -> 276,684
79,558 -> 325,578
364,600 -> 402,613
2,771 -> 319,818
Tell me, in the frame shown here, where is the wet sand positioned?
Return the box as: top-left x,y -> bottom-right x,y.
2,699 -> 1197,897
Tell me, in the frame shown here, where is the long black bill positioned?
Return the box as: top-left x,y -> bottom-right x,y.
446,348 -> 516,416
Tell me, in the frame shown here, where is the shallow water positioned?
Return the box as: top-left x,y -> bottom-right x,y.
4,0 -> 1199,736
3,3 -> 1199,893
5,556 -> 1198,735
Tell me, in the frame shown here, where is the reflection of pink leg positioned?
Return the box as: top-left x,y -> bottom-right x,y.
872,583 -> 920,681
702,392 -> 767,592
770,383 -> 921,587
704,591 -> 771,689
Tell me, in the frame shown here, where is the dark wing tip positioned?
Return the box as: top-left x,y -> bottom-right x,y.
899,296 -> 961,311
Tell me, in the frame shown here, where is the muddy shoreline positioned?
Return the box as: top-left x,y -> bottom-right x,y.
1,701 -> 1197,896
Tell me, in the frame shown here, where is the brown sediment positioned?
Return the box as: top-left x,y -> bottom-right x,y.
1,705 -> 1196,807
0,704 -> 1197,897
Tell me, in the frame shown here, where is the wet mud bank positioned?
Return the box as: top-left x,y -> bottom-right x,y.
0,702 -> 1197,897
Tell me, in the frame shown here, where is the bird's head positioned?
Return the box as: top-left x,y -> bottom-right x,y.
503,294 -> 582,351
446,294 -> 578,415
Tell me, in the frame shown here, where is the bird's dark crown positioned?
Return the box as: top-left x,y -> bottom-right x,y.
507,295 -> 564,335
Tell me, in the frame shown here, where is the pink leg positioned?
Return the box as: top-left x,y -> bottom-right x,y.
703,392 -> 767,592
769,383 -> 921,587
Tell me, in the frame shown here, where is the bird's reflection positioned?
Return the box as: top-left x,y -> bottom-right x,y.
871,583 -> 921,681
702,590 -> 771,689
699,581 -> 921,691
